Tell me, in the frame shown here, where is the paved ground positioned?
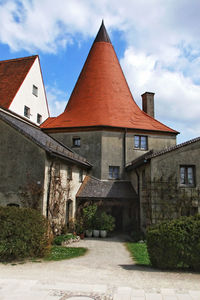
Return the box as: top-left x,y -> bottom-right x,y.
0,236 -> 200,299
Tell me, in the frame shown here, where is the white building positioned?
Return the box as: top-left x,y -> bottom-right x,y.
0,55 -> 49,125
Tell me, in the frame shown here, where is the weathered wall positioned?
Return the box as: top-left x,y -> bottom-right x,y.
50,131 -> 101,178
126,132 -> 176,164
43,157 -> 87,234
0,120 -> 46,209
50,130 -> 176,181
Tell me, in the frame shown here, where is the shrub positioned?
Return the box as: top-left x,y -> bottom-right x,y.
100,212 -> 115,232
83,204 -> 97,230
146,214 -> 200,270
0,206 -> 50,262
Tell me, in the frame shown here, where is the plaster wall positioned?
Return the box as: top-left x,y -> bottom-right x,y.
9,57 -> 49,124
50,131 -> 101,178
0,120 -> 46,208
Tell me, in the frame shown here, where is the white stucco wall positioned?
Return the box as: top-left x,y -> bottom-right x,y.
9,57 -> 49,125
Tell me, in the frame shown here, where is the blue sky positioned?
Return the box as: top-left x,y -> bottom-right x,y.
0,0 -> 200,144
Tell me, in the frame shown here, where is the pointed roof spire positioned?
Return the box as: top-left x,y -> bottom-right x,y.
93,20 -> 111,44
41,22 -> 177,135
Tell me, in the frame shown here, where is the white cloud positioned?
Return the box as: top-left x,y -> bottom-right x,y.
0,0 -> 200,142
120,47 -> 200,143
46,86 -> 68,117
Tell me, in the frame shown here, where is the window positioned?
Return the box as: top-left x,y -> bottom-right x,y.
32,84 -> 38,97
67,166 -> 72,180
134,135 -> 147,150
37,113 -> 42,124
180,166 -> 195,186
24,105 -> 30,118
109,166 -> 120,179
73,137 -> 81,147
79,169 -> 83,182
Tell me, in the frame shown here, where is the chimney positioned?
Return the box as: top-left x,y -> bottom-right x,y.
141,92 -> 155,118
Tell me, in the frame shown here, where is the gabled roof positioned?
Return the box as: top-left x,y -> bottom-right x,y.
41,22 -> 177,134
77,175 -> 138,199
0,108 -> 92,168
126,136 -> 200,170
0,55 -> 37,109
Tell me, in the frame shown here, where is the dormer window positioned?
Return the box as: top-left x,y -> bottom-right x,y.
32,85 -> 38,97
24,106 -> 30,118
73,137 -> 81,147
37,113 -> 42,124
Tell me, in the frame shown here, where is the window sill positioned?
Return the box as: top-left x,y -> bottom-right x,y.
179,184 -> 195,188
134,148 -> 148,151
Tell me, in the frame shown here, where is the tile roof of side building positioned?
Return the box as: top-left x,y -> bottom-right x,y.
41,22 -> 178,134
0,55 -> 38,109
126,136 -> 200,170
0,107 -> 92,168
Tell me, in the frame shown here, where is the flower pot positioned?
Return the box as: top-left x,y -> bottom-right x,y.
93,229 -> 100,237
85,230 -> 93,237
100,230 -> 107,238
79,233 -> 84,239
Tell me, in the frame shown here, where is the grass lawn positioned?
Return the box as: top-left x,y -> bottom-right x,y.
44,246 -> 87,261
126,242 -> 151,266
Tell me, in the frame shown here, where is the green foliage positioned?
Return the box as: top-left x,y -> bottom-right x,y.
100,212 -> 115,232
83,204 -> 97,230
147,214 -> 200,270
44,246 -> 87,261
126,242 -> 150,266
0,206 -> 50,262
53,234 -> 76,245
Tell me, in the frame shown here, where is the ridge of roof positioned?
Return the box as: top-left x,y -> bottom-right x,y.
0,108 -> 92,168
0,55 -> 38,64
0,55 -> 37,109
41,22 -> 177,134
149,136 -> 200,159
93,20 -> 111,44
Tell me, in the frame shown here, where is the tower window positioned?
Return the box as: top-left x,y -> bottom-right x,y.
24,106 -> 30,118
109,166 -> 120,179
73,137 -> 81,147
32,85 -> 38,97
134,135 -> 148,150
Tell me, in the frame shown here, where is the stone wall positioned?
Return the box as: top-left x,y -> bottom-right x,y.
0,120 -> 46,210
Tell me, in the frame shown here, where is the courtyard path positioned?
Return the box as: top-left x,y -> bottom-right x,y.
0,236 -> 200,299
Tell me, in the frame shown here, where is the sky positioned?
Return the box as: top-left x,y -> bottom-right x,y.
0,0 -> 200,144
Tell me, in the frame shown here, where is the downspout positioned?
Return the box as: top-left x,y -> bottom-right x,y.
123,128 -> 127,168
46,161 -> 53,218
135,170 -> 141,230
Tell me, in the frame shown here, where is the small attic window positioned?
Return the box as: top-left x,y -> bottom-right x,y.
32,84 -> 38,97
73,137 -> 81,147
37,114 -> 42,124
24,106 -> 30,118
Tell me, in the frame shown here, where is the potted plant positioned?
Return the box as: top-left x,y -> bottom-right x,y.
100,212 -> 115,238
92,214 -> 101,237
83,204 -> 97,237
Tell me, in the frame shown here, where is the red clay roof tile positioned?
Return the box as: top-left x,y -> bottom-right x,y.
0,55 -> 37,109
41,24 -> 177,134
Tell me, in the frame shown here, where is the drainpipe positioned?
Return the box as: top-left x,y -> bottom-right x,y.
123,128 -> 127,169
46,161 -> 53,218
135,170 -> 141,230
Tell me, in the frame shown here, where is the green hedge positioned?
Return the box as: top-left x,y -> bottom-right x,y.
146,214 -> 200,270
0,206 -> 50,262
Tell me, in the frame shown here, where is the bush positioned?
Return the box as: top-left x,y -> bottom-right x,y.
0,206 -> 50,262
146,214 -> 200,270
100,212 -> 115,232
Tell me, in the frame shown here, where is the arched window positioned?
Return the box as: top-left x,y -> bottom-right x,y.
66,200 -> 73,227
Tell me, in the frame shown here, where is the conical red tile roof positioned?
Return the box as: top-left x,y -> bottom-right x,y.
41,22 -> 177,134
0,55 -> 37,109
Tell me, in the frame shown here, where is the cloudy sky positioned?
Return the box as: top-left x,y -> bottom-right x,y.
0,0 -> 200,143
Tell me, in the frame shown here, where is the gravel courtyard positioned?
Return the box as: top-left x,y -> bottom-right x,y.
0,236 -> 200,299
